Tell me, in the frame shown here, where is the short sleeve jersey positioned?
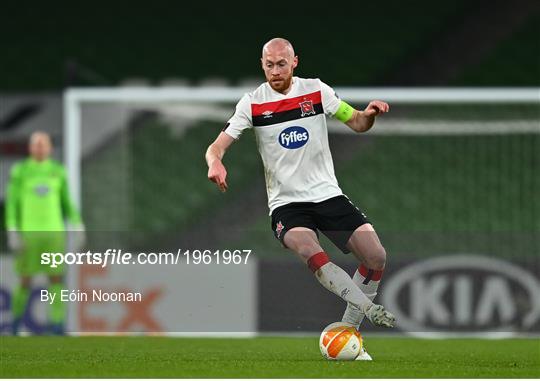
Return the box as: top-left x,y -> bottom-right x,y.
224,77 -> 344,214
5,158 -> 82,231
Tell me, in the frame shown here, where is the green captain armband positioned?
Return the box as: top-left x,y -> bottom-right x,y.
334,101 -> 355,122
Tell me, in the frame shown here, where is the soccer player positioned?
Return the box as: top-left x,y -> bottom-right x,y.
205,38 -> 394,360
5,131 -> 84,335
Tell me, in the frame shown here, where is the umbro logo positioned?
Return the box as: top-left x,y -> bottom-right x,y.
262,110 -> 273,118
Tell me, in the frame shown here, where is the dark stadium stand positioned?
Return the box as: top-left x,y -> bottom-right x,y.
4,1 -> 538,89
453,14 -> 540,86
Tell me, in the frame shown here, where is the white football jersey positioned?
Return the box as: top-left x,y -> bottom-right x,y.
224,77 -> 344,214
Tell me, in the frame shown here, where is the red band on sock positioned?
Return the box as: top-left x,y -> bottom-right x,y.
359,264 -> 383,282
307,252 -> 330,272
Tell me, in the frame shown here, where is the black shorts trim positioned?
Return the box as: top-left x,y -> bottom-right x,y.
270,195 -> 370,254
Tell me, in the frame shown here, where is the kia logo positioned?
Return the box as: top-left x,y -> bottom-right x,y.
382,255 -> 540,337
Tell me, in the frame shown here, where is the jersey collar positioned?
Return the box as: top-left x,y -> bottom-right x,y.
28,158 -> 51,166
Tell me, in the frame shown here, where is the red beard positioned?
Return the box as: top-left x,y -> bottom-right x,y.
269,75 -> 293,93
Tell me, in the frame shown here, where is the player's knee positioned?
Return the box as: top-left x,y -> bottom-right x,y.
367,245 -> 386,270
295,243 -> 321,260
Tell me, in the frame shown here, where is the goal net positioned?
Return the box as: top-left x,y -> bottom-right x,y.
63,87 -> 539,335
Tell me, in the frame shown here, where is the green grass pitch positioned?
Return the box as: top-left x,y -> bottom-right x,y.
1,336 -> 538,378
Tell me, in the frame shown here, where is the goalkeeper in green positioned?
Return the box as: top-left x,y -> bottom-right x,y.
5,131 -> 84,335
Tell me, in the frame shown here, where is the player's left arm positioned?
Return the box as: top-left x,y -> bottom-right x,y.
59,166 -> 86,249
319,80 -> 389,133
336,100 -> 390,133
59,166 -> 83,226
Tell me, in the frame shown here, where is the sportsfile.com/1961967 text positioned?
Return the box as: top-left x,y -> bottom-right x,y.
40,249 -> 252,268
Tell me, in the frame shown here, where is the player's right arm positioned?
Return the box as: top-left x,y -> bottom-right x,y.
206,93 -> 253,193
5,163 -> 23,251
206,132 -> 235,192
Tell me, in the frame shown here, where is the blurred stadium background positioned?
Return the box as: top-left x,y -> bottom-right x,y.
1,1 -> 539,337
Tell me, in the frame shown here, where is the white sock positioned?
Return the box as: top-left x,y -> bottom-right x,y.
308,253 -> 373,313
342,265 -> 383,329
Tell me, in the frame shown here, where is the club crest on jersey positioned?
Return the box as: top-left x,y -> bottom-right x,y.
278,126 -> 309,149
34,184 -> 50,196
299,100 -> 315,117
276,221 -> 284,238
